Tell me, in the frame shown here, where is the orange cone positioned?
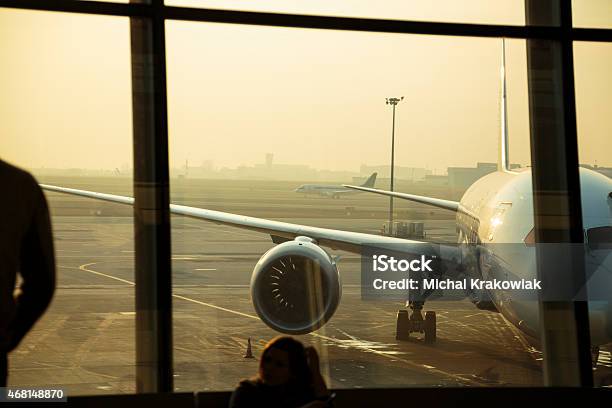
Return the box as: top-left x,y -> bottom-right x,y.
244,337 -> 254,358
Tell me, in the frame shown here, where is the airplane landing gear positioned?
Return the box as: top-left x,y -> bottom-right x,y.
396,302 -> 436,344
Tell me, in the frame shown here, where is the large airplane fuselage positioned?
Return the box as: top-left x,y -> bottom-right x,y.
457,167 -> 612,346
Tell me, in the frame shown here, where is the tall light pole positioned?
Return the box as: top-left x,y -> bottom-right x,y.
386,96 -> 403,236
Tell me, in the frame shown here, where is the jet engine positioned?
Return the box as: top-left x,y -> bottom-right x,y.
250,237 -> 341,334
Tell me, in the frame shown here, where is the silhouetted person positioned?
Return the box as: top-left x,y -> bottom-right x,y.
230,336 -> 330,408
0,160 -> 56,386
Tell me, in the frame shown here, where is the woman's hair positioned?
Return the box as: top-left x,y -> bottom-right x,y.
258,336 -> 312,388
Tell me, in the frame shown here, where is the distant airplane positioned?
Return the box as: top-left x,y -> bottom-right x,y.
39,41 -> 612,359
294,172 -> 377,199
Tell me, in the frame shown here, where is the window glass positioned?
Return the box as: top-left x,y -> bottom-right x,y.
166,21 -> 552,391
573,0 -> 612,28
574,42 -> 612,171
505,39 -> 531,168
0,9 -> 134,394
3,2 -> 610,395
574,43 -> 612,378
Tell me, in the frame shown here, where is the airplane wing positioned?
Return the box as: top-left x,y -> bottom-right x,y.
343,184 -> 478,220
40,184 -> 460,261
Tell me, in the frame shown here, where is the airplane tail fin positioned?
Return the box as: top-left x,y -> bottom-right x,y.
361,172 -> 377,188
498,38 -> 510,172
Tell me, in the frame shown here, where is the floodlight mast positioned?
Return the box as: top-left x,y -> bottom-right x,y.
385,96 -> 403,236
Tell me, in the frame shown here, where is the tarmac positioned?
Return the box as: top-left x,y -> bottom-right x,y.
7,177 -> 612,394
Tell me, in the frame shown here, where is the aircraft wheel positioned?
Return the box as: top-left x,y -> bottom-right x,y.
396,310 -> 410,341
424,311 -> 436,344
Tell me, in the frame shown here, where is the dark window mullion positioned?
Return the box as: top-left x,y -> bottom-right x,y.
130,0 -> 173,393
0,0 -> 150,18
0,1 -> 611,41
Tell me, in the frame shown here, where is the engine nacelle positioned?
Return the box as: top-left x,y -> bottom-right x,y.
251,237 -> 341,334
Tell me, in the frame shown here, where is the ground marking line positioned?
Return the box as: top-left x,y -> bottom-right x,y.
78,263 -> 134,285
76,261 -> 479,386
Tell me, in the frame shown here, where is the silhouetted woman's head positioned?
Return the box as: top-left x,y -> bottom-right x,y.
258,336 -> 311,387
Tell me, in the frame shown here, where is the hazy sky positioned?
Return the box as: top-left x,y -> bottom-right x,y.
0,2 -> 610,173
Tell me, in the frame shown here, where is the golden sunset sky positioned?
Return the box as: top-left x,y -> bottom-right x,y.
0,1 -> 610,173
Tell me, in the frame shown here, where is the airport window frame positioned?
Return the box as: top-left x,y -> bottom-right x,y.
1,0 -> 610,393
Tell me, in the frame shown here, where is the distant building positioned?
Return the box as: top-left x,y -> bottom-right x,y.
447,162 -> 522,196
447,162 -> 497,194
423,174 -> 449,186
448,162 -> 491,196
360,164 -> 431,181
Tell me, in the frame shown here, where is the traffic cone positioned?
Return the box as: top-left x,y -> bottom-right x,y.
244,337 -> 254,358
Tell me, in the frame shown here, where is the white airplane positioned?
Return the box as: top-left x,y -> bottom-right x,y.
294,172 -> 377,199
39,42 -> 611,355
344,42 -> 612,351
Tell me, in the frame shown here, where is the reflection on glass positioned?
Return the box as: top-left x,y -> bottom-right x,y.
0,10 -> 134,394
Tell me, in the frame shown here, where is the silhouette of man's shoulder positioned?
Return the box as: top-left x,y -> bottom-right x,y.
0,159 -> 55,354
0,160 -> 46,210
0,158 -> 38,182
1,161 -> 45,235
0,160 -> 47,215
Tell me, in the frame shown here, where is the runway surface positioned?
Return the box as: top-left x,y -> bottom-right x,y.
7,177 -> 612,394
